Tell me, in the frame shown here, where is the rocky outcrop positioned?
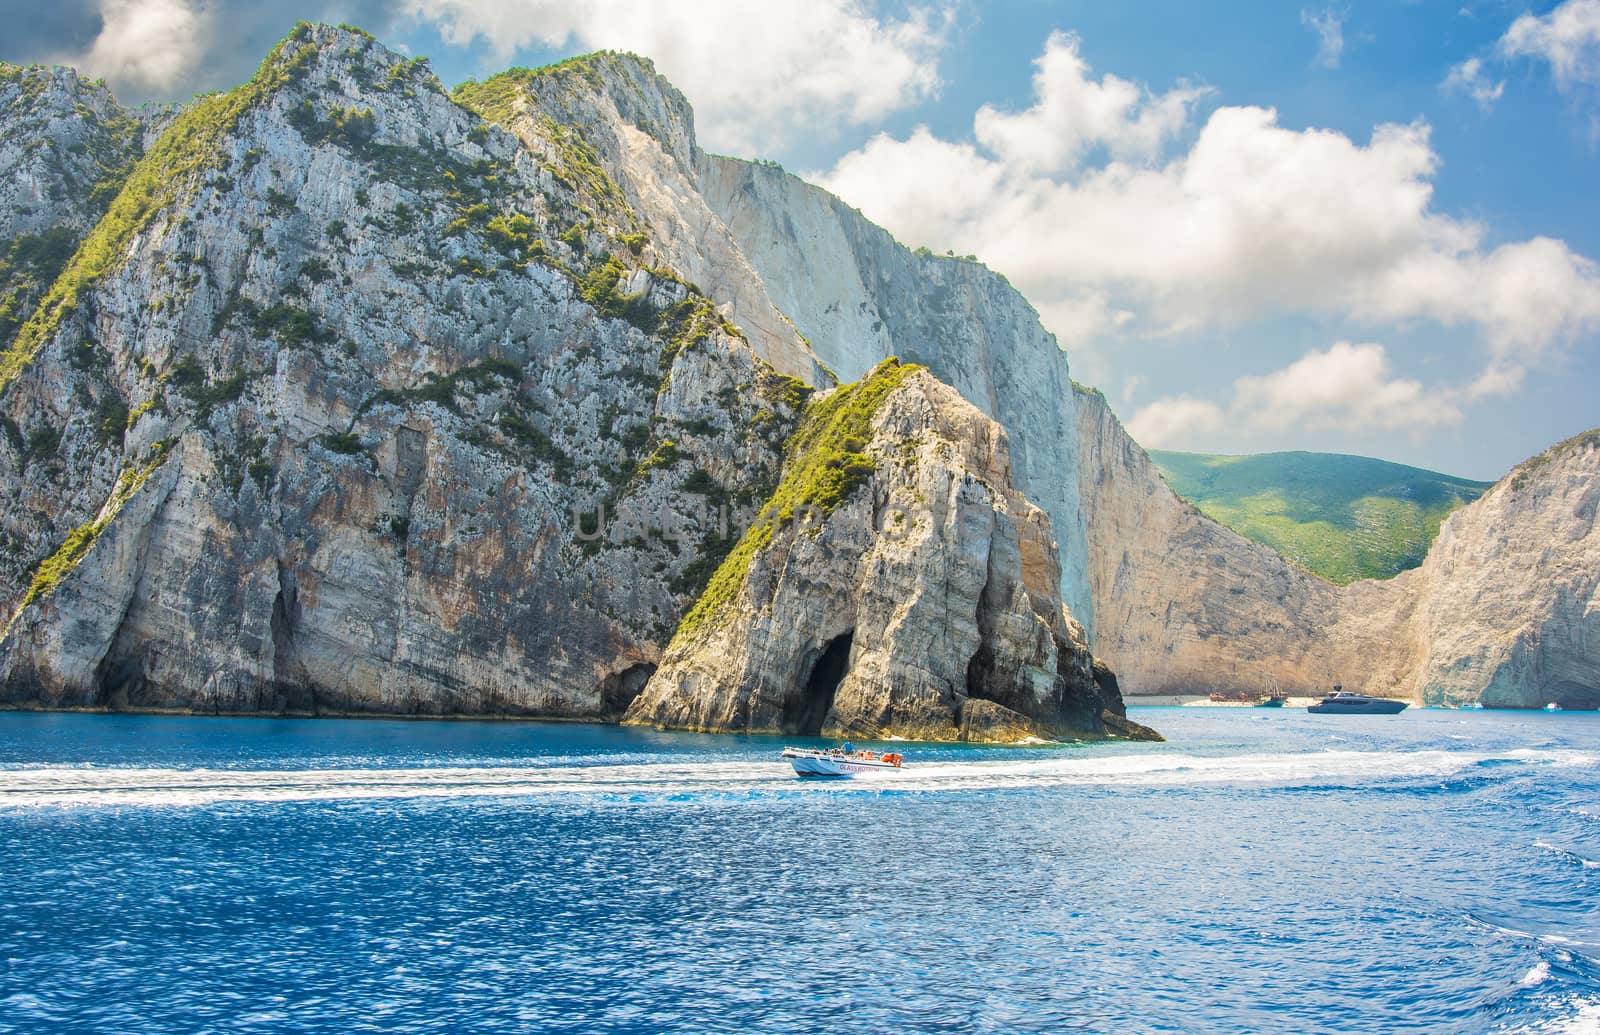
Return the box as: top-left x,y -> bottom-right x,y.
0,24 -> 1587,721
454,60 -> 1095,636
1073,384 -> 1599,708
1389,431 -> 1600,708
625,362 -> 1146,741
0,29 -> 1133,739
1,63 -> 144,351
0,27 -> 810,716
1072,384 -> 1375,696
693,160 -> 1095,636
0,64 -> 142,242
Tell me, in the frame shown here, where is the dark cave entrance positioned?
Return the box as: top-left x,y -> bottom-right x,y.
601,663 -> 657,718
782,631 -> 853,736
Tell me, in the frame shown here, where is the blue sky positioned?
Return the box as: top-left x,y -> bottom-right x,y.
2,0 -> 1596,479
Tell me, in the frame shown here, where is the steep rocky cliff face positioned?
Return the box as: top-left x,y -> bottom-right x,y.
1394,431 -> 1600,708
0,25 -> 1588,720
1074,385 -> 1598,708
0,27 -> 815,716
693,160 -> 1094,637
0,63 -> 144,350
451,60 -> 1095,636
0,27 -> 1131,738
1071,385 -> 1355,696
625,362 -> 1142,741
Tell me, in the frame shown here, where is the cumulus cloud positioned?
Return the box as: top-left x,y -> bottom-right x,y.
68,0 -> 212,94
1125,396 -> 1224,448
404,0 -> 953,154
1301,8 -> 1346,70
971,31 -> 1209,173
1498,0 -> 1600,89
1446,1 -> 1600,115
1232,342 -> 1461,432
1128,342 -> 1464,449
1442,56 -> 1505,110
815,34 -> 1600,385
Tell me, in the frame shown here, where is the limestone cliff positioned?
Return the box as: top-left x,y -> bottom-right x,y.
1073,384 -> 1375,696
1,63 -> 144,350
452,60 -> 1095,637
1073,384 -> 1598,709
0,28 -> 1131,739
625,362 -> 1143,741
0,27 -> 810,716
0,24 -> 1589,720
1391,431 -> 1600,708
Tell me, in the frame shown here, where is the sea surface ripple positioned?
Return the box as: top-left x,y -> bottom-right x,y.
0,707 -> 1596,1034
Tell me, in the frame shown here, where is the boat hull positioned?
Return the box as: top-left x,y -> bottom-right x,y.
1307,699 -> 1408,714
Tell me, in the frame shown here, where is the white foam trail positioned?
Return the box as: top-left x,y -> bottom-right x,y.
1505,997 -> 1600,1034
0,746 -> 1582,809
1534,841 -> 1600,870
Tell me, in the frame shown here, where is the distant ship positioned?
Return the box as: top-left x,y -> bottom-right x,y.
1307,685 -> 1408,715
782,744 -> 904,777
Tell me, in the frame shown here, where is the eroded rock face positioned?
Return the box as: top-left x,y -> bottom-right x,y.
1396,432 -> 1600,708
0,32 -> 1124,737
453,56 -> 1096,635
0,27 -> 1587,720
1073,385 -> 1599,708
625,365 -> 1143,742
1071,385 -> 1372,696
0,64 -> 143,242
692,159 -> 1096,638
0,27 -> 807,715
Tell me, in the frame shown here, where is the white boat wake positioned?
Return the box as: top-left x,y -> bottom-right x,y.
0,747 -> 1589,808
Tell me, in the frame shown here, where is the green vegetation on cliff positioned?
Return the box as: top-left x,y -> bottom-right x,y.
673,358 -> 921,644
0,25 -> 322,395
15,445 -> 171,616
1149,449 -> 1490,584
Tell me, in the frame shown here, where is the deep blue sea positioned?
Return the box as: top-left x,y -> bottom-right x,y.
1,707 -> 1597,1034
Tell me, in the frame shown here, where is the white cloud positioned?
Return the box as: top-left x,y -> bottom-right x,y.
68,0 -> 211,94
1498,0 -> 1600,89
1301,8 -> 1346,70
971,32 -> 1209,174
1128,342 -> 1464,449
1232,342 -> 1461,432
1464,363 -> 1526,400
1126,396 -> 1224,448
1442,56 -> 1505,110
405,0 -> 953,154
815,36 -> 1600,378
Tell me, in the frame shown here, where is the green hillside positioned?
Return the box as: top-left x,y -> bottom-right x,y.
1148,450 -> 1492,584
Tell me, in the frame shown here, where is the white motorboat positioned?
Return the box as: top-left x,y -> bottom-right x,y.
782,745 -> 904,777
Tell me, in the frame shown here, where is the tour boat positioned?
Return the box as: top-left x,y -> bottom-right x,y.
782,744 -> 904,777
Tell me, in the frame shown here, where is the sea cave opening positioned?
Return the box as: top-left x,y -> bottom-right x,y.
601,662 -> 657,718
782,631 -> 853,736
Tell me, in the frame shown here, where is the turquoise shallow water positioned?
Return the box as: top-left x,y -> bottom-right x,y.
0,707 -> 1597,1034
